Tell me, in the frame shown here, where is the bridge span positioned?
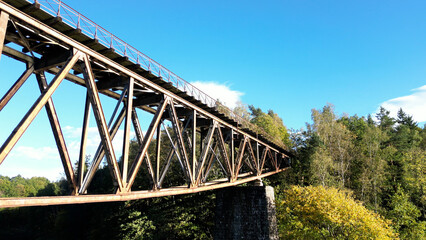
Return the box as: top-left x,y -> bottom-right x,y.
0,0 -> 290,208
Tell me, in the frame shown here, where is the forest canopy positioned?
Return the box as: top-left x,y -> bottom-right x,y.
1,104 -> 425,239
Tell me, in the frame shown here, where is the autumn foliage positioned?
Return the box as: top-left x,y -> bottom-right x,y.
276,185 -> 398,239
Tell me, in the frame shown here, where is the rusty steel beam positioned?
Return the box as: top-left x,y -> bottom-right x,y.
126,98 -> 169,190
0,168 -> 288,208
0,65 -> 34,111
79,107 -> 126,194
0,51 -> 81,164
81,54 -> 124,192
77,93 -> 91,189
121,78 -> 134,185
0,1 -> 285,156
234,136 -> 248,180
195,122 -> 216,185
0,10 -> 9,60
131,108 -> 156,185
36,72 -> 77,192
0,1 -> 291,207
168,101 -> 193,184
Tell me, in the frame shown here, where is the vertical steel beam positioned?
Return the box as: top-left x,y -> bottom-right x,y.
80,54 -> 123,192
126,97 -> 169,190
0,11 -> 9,60
121,78 -> 134,185
0,51 -> 80,164
256,142 -> 260,174
77,93 -> 91,188
0,66 -> 34,111
192,110 -> 196,183
231,129 -> 235,176
36,72 -> 76,191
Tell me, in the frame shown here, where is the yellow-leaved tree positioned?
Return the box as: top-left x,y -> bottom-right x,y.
276,185 -> 398,239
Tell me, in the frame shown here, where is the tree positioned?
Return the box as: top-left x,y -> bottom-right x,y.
232,101 -> 251,122
249,105 -> 291,146
388,186 -> 425,240
276,185 -> 398,239
376,107 -> 395,131
310,104 -> 354,188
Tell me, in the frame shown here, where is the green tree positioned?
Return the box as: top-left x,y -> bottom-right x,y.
249,105 -> 291,146
388,186 -> 425,239
310,104 -> 354,188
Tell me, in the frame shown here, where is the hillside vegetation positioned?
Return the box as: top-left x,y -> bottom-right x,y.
1,104 -> 425,239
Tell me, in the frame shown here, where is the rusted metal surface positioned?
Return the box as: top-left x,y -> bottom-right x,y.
0,168 -> 288,208
0,0 -> 290,208
0,10 -> 8,59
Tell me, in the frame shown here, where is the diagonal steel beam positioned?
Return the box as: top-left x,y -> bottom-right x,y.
126,97 -> 169,191
80,54 -> 124,192
0,51 -> 81,164
36,72 -> 77,192
79,107 -> 126,194
162,122 -> 188,184
234,136 -> 247,180
202,143 -> 220,183
216,127 -> 232,178
246,140 -> 258,173
260,147 -> 268,175
195,121 -> 216,185
158,117 -> 193,188
0,65 -> 34,111
168,101 -> 193,184
267,148 -> 277,170
131,108 -> 156,186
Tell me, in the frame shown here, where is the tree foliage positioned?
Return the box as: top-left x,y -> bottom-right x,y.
276,185 -> 398,239
286,105 -> 426,239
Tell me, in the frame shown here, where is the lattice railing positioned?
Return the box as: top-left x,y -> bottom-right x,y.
28,0 -> 286,150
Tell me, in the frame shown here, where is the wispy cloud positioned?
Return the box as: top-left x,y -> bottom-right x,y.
191,81 -> 244,109
379,85 -> 426,123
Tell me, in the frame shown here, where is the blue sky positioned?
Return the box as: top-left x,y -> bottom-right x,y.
64,0 -> 426,128
1,0 -> 426,179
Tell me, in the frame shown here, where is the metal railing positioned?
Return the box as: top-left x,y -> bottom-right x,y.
28,0 -> 287,150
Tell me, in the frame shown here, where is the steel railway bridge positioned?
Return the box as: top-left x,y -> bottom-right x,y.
0,0 -> 290,208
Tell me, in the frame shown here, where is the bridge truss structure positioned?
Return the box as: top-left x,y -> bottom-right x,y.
0,0 -> 290,208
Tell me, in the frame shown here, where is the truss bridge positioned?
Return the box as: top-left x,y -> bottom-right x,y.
0,0 -> 290,208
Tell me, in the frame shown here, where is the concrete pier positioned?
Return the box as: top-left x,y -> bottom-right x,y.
214,186 -> 278,240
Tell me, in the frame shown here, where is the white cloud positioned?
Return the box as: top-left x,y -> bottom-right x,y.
379,85 -> 426,123
191,81 -> 244,109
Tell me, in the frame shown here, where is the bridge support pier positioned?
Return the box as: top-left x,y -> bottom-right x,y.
214,185 -> 278,240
